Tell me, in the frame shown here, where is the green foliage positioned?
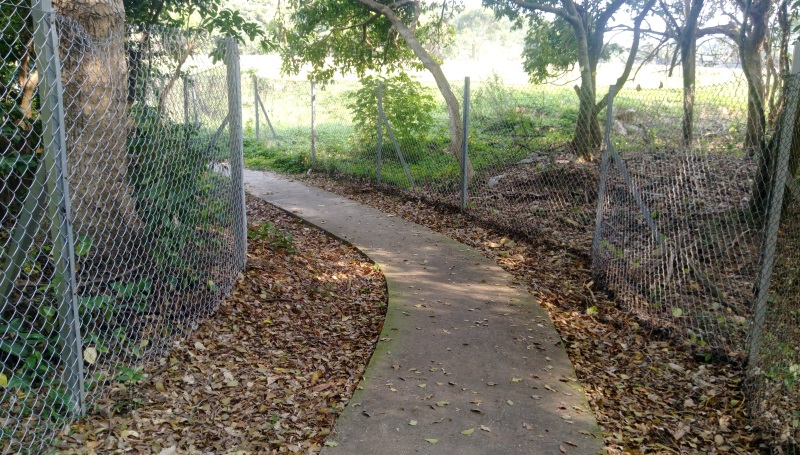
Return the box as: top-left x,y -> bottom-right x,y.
243,137 -> 311,174
124,0 -> 263,43
128,104 -> 229,290
347,74 -> 437,147
279,1 -> 460,80
0,2 -> 41,211
249,222 -> 296,253
522,16 -> 577,83
116,366 -> 146,384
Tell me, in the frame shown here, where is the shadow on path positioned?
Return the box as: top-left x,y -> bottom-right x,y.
245,170 -> 603,454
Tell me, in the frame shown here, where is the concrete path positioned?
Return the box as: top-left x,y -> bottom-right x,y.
244,170 -> 603,455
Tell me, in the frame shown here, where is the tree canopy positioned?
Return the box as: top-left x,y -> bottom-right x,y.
278,0 -> 461,80
483,0 -> 656,159
123,0 -> 263,43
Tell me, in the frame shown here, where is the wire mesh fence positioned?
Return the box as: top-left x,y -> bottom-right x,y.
594,80 -> 755,357
248,70 -> 800,449
0,1 -> 245,452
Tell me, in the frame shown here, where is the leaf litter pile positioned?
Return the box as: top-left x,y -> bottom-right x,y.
56,195 -> 386,454
301,175 -> 768,454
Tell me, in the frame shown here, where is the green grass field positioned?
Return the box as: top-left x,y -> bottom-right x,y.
241,73 -> 751,188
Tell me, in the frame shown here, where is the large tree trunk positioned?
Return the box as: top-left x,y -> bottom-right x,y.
574,78 -> 601,160
566,0 -> 653,161
568,10 -> 600,161
356,0 -> 474,180
52,0 -> 141,257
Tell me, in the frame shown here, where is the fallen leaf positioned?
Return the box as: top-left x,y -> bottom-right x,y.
324,441 -> 339,447
425,438 -> 439,444
461,427 -> 475,435
83,347 -> 98,365
436,401 -> 449,407
409,420 -> 418,426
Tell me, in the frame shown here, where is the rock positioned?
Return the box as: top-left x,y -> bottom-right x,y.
612,119 -> 627,136
488,173 -> 507,187
615,108 -> 637,122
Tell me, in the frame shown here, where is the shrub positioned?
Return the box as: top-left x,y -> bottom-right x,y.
347,73 -> 437,147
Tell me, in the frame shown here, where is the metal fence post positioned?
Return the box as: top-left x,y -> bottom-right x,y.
183,75 -> 190,128
460,77 -> 471,210
592,85 -> 617,266
225,36 -> 247,270
311,80 -> 317,165
32,0 -> 85,415
183,75 -> 191,148
377,80 -> 384,182
254,74 -> 260,141
748,50 -> 800,367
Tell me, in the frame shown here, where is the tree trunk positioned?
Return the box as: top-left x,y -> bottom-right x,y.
574,78 -> 600,160
52,0 -> 141,256
679,0 -> 704,148
356,0 -> 474,180
569,8 -> 600,162
741,0 -> 774,214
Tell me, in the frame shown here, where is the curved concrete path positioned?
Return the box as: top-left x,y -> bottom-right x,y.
244,170 -> 602,455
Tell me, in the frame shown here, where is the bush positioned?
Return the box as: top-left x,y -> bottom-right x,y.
243,137 -> 311,174
347,73 -> 437,146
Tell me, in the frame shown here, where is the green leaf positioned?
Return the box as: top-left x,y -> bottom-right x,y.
425,438 -> 438,444
436,401 -> 449,407
74,235 -> 94,256
672,307 -> 684,317
461,427 -> 475,435
324,441 -> 339,447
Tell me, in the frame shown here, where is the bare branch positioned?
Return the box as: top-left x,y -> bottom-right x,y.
508,0 -> 574,23
595,0 -> 657,111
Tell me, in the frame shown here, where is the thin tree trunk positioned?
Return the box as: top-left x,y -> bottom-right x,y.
741,0 -> 773,214
356,0 -> 474,179
53,0 -> 141,256
680,0 -> 704,148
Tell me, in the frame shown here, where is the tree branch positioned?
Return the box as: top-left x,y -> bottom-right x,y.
696,23 -> 738,41
590,0 -> 630,63
595,0 -> 657,111
658,0 -> 681,32
508,0 -> 575,24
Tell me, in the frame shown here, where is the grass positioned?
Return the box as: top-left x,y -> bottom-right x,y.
242,75 -> 751,189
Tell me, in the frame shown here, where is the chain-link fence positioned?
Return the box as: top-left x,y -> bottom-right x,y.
0,1 -> 246,452
594,80 -> 755,357
249,66 -> 800,448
